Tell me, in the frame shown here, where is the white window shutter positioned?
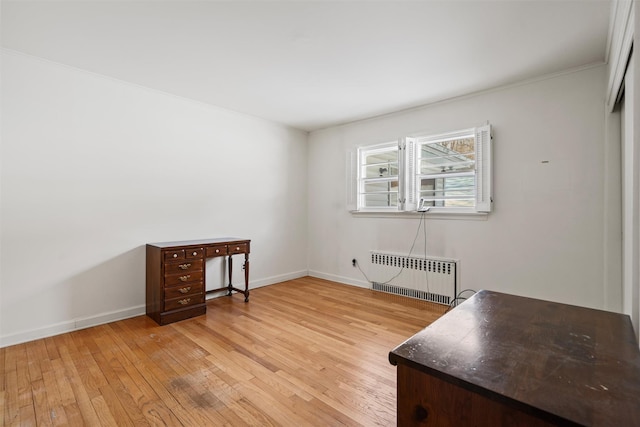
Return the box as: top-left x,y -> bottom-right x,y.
397,140 -> 407,211
404,137 -> 418,211
475,124 -> 492,212
346,148 -> 358,211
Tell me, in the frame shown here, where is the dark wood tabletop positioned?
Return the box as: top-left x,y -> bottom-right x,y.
389,290 -> 640,426
147,237 -> 249,249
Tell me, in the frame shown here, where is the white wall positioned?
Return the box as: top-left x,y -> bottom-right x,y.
0,51 -> 309,347
308,65 -> 617,311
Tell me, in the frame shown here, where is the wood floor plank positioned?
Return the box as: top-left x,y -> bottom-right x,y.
30,379 -> 51,426
119,346 -> 182,412
198,366 -> 267,425
43,337 -> 61,362
50,358 -> 76,407
0,277 -> 444,426
17,402 -> 36,427
41,368 -> 66,424
90,354 -> 149,427
89,394 -> 119,426
0,390 -> 6,426
3,370 -> 19,425
60,402 -> 84,427
233,377 -> 310,426
56,344 -> 103,426
94,384 -> 139,427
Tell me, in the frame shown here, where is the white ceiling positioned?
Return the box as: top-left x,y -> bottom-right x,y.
1,0 -> 612,132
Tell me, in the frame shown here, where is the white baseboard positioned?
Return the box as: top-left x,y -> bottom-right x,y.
251,270 -> 309,287
0,270 -> 310,348
205,270 -> 309,300
308,270 -> 371,289
0,305 -> 145,348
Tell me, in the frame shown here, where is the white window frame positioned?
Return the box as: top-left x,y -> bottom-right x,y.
356,141 -> 401,212
347,124 -> 492,215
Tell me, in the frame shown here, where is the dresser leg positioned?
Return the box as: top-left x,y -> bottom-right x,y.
227,255 -> 233,296
243,255 -> 250,302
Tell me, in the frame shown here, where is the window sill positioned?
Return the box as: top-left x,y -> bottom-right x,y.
350,209 -> 489,220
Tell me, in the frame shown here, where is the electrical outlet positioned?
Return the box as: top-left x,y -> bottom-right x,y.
352,259 -> 357,267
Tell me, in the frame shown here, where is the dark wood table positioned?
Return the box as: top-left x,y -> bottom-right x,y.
146,238 -> 250,325
389,290 -> 640,426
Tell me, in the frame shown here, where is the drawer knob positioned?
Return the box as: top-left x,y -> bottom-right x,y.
178,298 -> 191,305
173,254 -> 178,258
179,287 -> 191,294
178,263 -> 191,270
215,249 -> 220,253
192,251 -> 197,256
236,247 -> 240,251
179,275 -> 190,282
414,405 -> 429,422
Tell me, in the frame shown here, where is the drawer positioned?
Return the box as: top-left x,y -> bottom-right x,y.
206,244 -> 228,257
164,250 -> 185,261
229,243 -> 248,255
164,271 -> 204,286
164,259 -> 203,275
186,248 -> 204,259
164,293 -> 204,312
164,282 -> 204,300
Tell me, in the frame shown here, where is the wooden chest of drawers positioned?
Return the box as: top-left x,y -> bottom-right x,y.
146,238 -> 250,325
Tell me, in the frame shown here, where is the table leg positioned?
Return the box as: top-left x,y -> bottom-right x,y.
243,253 -> 250,302
227,255 -> 233,296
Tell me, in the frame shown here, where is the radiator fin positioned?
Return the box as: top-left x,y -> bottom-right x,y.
370,251 -> 456,306
371,282 -> 452,305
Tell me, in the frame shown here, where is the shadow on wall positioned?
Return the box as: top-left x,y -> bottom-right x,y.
66,245 -> 146,328
1,245 -> 148,347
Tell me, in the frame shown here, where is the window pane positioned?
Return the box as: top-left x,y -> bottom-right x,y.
362,180 -> 398,207
362,148 -> 398,178
363,181 -> 398,193
359,143 -> 400,209
363,149 -> 397,166
363,163 -> 399,179
419,137 -> 475,175
420,176 -> 474,207
364,192 -> 398,207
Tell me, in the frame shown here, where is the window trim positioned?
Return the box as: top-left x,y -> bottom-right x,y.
347,124 -> 492,215
356,140 -> 401,212
412,127 -> 476,210
351,209 -> 489,220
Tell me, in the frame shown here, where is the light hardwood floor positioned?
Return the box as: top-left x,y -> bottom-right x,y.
1,277 -> 446,426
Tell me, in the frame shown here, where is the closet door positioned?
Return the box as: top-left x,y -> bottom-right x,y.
620,54 -> 640,341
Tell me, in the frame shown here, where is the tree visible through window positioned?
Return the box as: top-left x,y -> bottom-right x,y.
417,133 -> 476,208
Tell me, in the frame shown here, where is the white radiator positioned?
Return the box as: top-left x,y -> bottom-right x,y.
369,251 -> 457,305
